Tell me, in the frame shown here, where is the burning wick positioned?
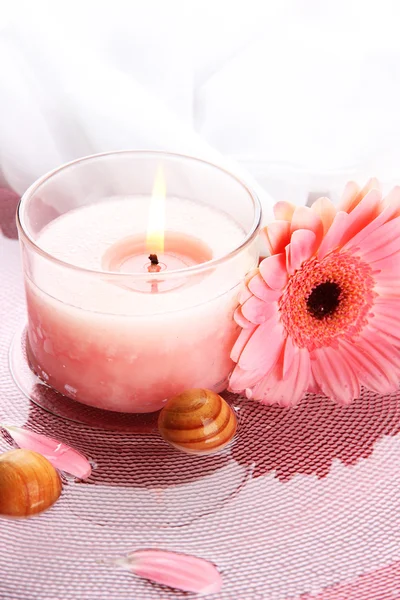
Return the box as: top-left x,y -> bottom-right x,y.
148,253 -> 161,273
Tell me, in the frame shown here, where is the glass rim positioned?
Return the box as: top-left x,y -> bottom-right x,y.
17,150 -> 262,281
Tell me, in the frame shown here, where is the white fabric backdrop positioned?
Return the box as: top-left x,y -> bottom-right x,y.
1,0 -> 400,215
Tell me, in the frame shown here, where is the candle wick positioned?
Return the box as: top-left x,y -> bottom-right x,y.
148,253 -> 162,274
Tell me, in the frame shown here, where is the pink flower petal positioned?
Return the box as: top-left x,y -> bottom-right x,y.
355,216 -> 400,263
238,285 -> 253,304
252,346 -> 310,407
290,205 -> 323,243
338,178 -> 380,213
343,198 -> 400,254
317,211 -> 350,259
274,201 -> 295,221
369,304 -> 400,344
234,306 -> 254,329
2,425 -> 91,479
231,325 -> 257,362
286,229 -> 317,275
311,347 -> 360,405
259,253 -> 288,290
229,363 -> 266,391
241,294 -> 277,324
262,220 -> 291,255
282,335 -> 297,378
108,549 -> 222,596
310,196 -> 337,234
338,180 -> 361,213
339,338 -> 399,394
381,185 -> 400,214
238,317 -> 285,373
338,189 -> 382,248
248,273 -> 281,302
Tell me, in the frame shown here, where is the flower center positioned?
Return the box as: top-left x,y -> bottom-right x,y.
278,250 -> 375,351
306,281 -> 341,319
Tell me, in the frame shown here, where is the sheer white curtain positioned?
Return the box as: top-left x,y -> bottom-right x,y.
1,0 -> 400,215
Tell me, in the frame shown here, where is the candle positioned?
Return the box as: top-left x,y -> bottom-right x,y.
18,152 -> 261,414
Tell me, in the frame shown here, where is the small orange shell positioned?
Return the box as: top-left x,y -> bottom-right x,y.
0,449 -> 62,518
158,389 -> 237,455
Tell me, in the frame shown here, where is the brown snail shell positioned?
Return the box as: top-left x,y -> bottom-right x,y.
0,449 -> 62,517
158,389 -> 237,455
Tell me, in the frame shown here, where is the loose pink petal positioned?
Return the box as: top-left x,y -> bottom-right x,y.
107,549 -> 222,596
274,201 -> 295,221
262,220 -> 291,255
2,425 -> 91,479
248,273 -> 281,302
259,253 -> 288,290
286,229 -> 317,274
310,196 -> 337,235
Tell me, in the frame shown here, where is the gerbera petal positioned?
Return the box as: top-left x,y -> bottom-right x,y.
338,178 -> 381,213
262,220 -> 291,255
231,324 -> 257,362
356,216 -> 400,263
338,339 -> 397,394
369,306 -> 400,345
338,189 -> 383,248
311,347 -> 360,404
317,211 -> 350,259
343,199 -> 400,254
338,181 -> 361,213
234,306 -> 254,329
286,229 -> 317,275
229,364 -> 263,391
282,335 -> 297,378
290,205 -> 323,242
238,317 -> 285,373
238,285 -> 253,304
241,295 -> 277,324
252,347 -> 310,407
310,196 -> 337,235
357,331 -> 400,381
259,253 -> 288,290
248,273 -> 282,302
274,201 -> 295,221
382,185 -> 400,214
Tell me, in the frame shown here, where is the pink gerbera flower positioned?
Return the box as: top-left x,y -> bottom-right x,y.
229,179 -> 400,406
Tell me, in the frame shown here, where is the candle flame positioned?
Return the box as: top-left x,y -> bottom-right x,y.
146,165 -> 166,254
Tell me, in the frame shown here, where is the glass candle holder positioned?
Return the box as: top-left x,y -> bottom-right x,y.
17,151 -> 261,413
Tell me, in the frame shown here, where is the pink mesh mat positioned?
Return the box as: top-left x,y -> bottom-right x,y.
2,190 -> 400,599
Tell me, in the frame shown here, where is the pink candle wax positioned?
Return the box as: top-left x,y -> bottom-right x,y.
24,197 -> 257,413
